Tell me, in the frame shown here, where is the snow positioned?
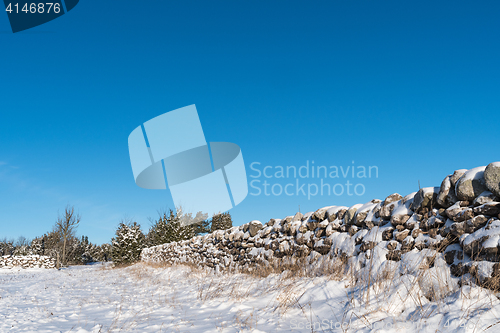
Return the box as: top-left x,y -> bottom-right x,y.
391,201 -> 411,216
463,222 -> 500,247
326,206 -> 348,217
357,201 -> 380,214
462,166 -> 486,182
2,262 -> 500,332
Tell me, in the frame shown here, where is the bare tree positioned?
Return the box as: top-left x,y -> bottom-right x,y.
55,205 -> 81,266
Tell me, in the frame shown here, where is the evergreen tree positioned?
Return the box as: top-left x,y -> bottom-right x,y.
0,238 -> 14,256
111,221 -> 146,264
147,209 -> 211,246
210,212 -> 233,232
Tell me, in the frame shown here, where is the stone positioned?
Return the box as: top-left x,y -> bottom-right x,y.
455,166 -> 488,201
485,162 -> 500,197
411,187 -> 439,212
391,214 -> 410,226
383,193 -> 403,206
465,215 -> 489,233
307,221 -> 320,231
450,169 -> 467,187
360,241 -> 376,252
313,207 -> 331,221
325,223 -> 337,236
421,216 -> 445,230
354,211 -> 368,227
348,225 -> 358,236
450,222 -> 466,237
387,240 -> 398,251
446,202 -> 472,221
401,236 -> 415,252
412,229 -> 423,238
382,227 -> 395,241
344,204 -> 361,225
404,214 -> 421,230
292,212 -> 303,222
395,230 -> 410,242
248,220 -> 263,237
428,228 -> 439,238
379,203 -> 396,219
473,202 -> 500,217
437,175 -> 458,208
335,209 -> 347,220
473,191 -> 497,206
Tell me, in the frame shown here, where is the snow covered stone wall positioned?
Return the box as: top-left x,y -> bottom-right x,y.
141,162 -> 500,291
0,255 -> 56,269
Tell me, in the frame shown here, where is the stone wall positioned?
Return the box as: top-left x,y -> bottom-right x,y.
141,162 -> 500,289
0,255 -> 56,269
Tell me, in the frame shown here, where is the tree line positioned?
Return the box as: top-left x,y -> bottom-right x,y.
111,208 -> 233,264
0,205 -> 233,267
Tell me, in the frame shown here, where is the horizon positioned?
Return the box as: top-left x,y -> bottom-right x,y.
1,0 -> 499,245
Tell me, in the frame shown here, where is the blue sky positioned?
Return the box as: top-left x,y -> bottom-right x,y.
1,1 -> 499,244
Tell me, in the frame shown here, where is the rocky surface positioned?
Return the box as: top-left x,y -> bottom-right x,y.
141,162 -> 500,291
0,255 -> 56,269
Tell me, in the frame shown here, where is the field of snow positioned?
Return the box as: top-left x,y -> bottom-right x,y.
1,262 -> 500,332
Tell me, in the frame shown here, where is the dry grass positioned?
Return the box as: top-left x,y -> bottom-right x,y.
136,239 -> 500,332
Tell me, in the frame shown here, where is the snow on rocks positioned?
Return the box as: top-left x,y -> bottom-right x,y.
455,166 -> 489,201
0,255 -> 55,269
141,162 -> 500,292
485,162 -> 500,197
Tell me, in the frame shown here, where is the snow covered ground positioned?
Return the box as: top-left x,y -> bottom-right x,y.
1,262 -> 500,332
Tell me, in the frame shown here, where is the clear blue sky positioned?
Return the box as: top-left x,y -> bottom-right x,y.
1,1 -> 499,245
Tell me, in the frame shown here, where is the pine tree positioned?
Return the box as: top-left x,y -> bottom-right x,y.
0,238 -> 14,256
210,212 -> 233,232
147,209 -> 211,246
111,221 -> 146,264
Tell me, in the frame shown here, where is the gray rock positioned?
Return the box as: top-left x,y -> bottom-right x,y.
465,215 -> 489,233
325,223 -> 338,236
411,228 -> 423,238
411,187 -> 440,211
450,222 -> 466,237
391,214 -> 411,226
379,201 -> 397,219
383,193 -> 402,206
401,236 -> 415,252
248,220 -> 263,237
437,175 -> 458,208
473,191 -> 497,206
292,212 -> 303,222
313,207 -> 331,221
354,211 -> 368,227
382,227 -> 395,241
455,166 -> 488,201
485,162 -> 500,197
395,230 -> 410,242
450,169 -> 467,187
387,240 -> 398,251
473,202 -> 500,217
455,208 -> 474,222
344,204 -> 361,226
446,202 -> 471,221
360,241 -> 376,252
335,209 -> 347,220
